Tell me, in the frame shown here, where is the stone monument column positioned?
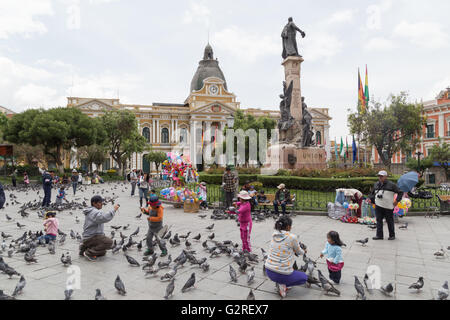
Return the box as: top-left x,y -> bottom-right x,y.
282,56 -> 304,121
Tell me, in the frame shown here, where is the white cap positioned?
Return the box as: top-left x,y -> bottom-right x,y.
237,190 -> 252,200
377,170 -> 388,177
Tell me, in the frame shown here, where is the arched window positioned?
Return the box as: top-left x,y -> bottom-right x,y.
316,131 -> 322,145
180,128 -> 187,144
161,128 -> 169,144
142,127 -> 150,142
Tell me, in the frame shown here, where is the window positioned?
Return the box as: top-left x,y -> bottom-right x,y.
161,127 -> 169,144
103,159 -> 111,171
180,128 -> 187,144
142,127 -> 150,142
426,124 -> 435,138
315,131 -> 322,145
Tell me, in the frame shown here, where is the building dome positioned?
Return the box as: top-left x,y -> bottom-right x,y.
190,43 -> 228,92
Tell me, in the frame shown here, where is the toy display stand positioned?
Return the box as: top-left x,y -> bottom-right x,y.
184,200 -> 200,213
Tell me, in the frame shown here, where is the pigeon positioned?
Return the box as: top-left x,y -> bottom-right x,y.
1,232 -> 12,239
48,241 -> 56,254
144,266 -> 160,277
261,248 -> 268,261
354,276 -> 367,300
61,253 -> 72,266
229,265 -> 238,282
437,281 -> 448,300
399,222 -> 408,229
135,213 -> 142,219
317,270 -> 340,296
137,241 -> 142,251
95,289 -> 107,300
75,216 -> 80,224
380,283 -> 394,296
160,266 -> 178,281
70,230 -> 76,239
206,224 -> 214,231
170,237 -> 180,247
123,224 -> 130,230
125,254 -> 140,267
16,222 -> 25,228
7,248 -> 13,258
158,255 -> 172,269
0,290 -> 15,300
368,225 -> 377,230
5,214 -> 12,221
247,267 -> 255,284
59,234 -> 66,245
179,232 -> 191,240
185,239 -> 192,249
111,226 -> 122,231
356,238 -> 369,246
198,215 -> 207,219
164,279 -> 175,299
208,233 -> 215,240
200,262 -> 210,272
24,252 -> 38,264
193,233 -> 201,241
130,227 -> 140,237
12,275 -> 26,296
114,275 -> 126,295
247,289 -> 255,300
363,273 -> 370,291
181,273 -> 196,293
434,249 -> 445,258
408,277 -> 424,291
64,289 -> 74,300
163,231 -> 172,240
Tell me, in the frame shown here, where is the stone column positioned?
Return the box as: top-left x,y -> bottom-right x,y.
324,125 -> 331,161
152,119 -> 155,143
189,120 -> 196,166
282,56 -> 304,121
156,119 -> 160,143
204,121 -> 212,165
439,114 -> 444,138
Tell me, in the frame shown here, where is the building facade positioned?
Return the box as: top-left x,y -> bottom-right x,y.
67,44 -> 332,172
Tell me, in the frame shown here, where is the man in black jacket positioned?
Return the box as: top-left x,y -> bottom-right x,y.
42,169 -> 54,207
370,171 -> 403,240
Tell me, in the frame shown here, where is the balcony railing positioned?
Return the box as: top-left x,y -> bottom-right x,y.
426,132 -> 435,139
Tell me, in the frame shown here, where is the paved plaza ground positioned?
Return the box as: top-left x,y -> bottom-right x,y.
0,182 -> 449,300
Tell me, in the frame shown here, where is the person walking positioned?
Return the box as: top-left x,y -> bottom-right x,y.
222,166 -> 237,209
130,169 -> 138,196
71,169 -> 78,195
0,181 -> 5,209
369,170 -> 403,241
11,170 -> 17,188
42,170 -> 54,207
138,172 -> 150,207
79,195 -> 120,261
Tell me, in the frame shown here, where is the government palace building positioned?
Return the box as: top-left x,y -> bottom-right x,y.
67,44 -> 332,173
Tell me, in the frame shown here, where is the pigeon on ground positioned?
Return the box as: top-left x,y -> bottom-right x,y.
0,290 -> 15,300
70,230 -> 76,239
408,277 -> 424,291
24,252 -> 38,264
163,231 -> 172,240
16,222 -> 25,228
125,254 -> 140,267
158,255 -> 172,269
181,273 -> 196,293
1,232 -> 12,239
434,249 -> 445,258
317,270 -> 340,296
170,237 -> 180,247
111,226 -> 122,231
247,267 -> 255,284
247,289 -> 255,300
130,227 -> 140,237
356,238 -> 369,246
59,234 -> 66,245
123,224 -> 130,230
193,233 -> 201,241
380,283 -> 394,296
48,241 -> 56,254
137,241 -> 142,251
354,276 -> 367,300
437,281 -> 448,300
200,262 -> 210,272
206,224 -> 214,230
198,215 -> 207,219
160,265 -> 178,281
135,213 -> 142,219
114,275 -> 126,295
75,216 -> 80,224
399,222 -> 408,229
61,253 -> 72,266
363,274 -> 370,291
179,232 -> 191,240
208,233 -> 215,240
12,275 -> 26,296
64,288 -> 74,300
229,265 -> 238,282
164,279 -> 175,299
95,289 -> 107,300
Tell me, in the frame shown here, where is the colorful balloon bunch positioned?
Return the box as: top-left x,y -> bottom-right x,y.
162,152 -> 199,184
160,186 -> 202,203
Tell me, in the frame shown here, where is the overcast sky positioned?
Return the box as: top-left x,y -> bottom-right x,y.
0,0 -> 449,141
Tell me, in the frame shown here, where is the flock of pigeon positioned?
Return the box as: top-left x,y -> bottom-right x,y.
0,181 -> 449,300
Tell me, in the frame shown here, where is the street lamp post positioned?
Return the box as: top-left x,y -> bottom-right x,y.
416,151 -> 423,174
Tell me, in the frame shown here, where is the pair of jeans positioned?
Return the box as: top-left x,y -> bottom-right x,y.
130,182 -> 137,196
79,235 -> 113,257
239,220 -> 252,252
139,188 -> 149,207
266,269 -> 308,287
72,182 -> 77,195
38,234 -> 57,244
375,206 -> 395,238
273,201 -> 287,214
42,186 -> 52,207
328,269 -> 342,283
225,191 -> 234,209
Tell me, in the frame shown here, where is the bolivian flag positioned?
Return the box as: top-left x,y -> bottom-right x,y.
358,68 -> 366,113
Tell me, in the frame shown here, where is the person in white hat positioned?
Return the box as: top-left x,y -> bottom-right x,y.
70,169 -> 79,195
231,190 -> 253,252
369,170 -> 403,241
274,184 -> 291,215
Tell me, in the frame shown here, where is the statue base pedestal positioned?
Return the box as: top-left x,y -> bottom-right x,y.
261,144 -> 327,175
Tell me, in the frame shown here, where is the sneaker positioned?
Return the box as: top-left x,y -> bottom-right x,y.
388,236 -> 395,240
83,251 -> 97,261
160,250 -> 168,257
372,237 -> 383,240
277,283 -> 287,298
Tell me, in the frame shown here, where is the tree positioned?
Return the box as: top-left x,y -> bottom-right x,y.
0,113 -> 8,142
3,108 -> 103,172
405,157 -> 433,176
144,151 -> 167,173
77,144 -> 108,173
100,109 -> 147,175
348,92 -> 425,170
429,139 -> 449,180
13,144 -> 45,166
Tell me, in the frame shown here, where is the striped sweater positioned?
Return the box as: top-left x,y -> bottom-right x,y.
264,230 -> 304,275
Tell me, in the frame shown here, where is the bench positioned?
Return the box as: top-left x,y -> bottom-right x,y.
257,194 -> 296,213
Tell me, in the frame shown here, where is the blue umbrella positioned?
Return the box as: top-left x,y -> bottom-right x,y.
397,171 -> 419,192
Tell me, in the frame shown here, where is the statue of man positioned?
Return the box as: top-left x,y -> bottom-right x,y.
301,97 -> 313,147
282,17 -> 306,59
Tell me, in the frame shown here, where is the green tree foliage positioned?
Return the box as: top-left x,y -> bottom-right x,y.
0,113 -> 8,141
429,139 -> 449,180
348,92 -> 426,169
144,151 -> 167,173
77,144 -> 108,173
100,109 -> 147,175
3,108 -> 103,172
405,157 -> 433,176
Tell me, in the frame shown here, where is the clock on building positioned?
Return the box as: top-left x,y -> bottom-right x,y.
209,84 -> 219,95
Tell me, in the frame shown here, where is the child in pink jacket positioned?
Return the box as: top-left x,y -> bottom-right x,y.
38,211 -> 59,243
233,191 -> 253,252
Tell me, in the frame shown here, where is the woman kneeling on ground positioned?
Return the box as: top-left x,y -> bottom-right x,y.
265,215 -> 313,298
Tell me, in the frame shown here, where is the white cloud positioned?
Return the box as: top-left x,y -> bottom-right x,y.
364,37 -> 396,51
0,0 -> 54,39
327,9 -> 356,25
13,84 -> 60,108
213,26 -> 279,62
303,32 -> 343,62
427,77 -> 450,100
182,2 -> 211,26
0,56 -> 53,82
393,21 -> 449,49
366,0 -> 392,30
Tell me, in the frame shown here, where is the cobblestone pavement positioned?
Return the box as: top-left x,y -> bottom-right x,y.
0,182 -> 449,300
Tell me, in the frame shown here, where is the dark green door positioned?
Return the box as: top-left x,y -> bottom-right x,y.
143,155 -> 150,173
